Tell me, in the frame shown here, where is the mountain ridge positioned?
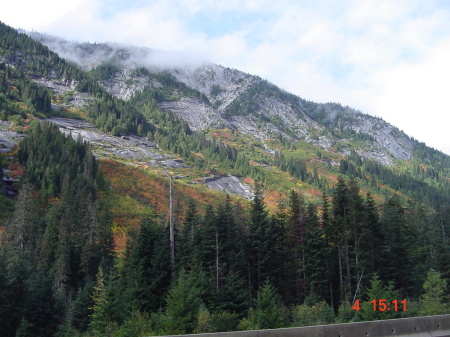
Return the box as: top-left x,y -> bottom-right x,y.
2,22 -> 450,337
27,31 -> 425,166
1,22 -> 449,207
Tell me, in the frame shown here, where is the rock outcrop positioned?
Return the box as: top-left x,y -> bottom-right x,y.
28,33 -> 417,166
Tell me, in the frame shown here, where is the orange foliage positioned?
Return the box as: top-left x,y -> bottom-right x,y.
212,132 -> 232,139
47,197 -> 60,205
244,176 -> 255,185
262,190 -> 287,212
304,188 -> 322,199
325,173 -> 339,183
99,159 -> 231,241
8,162 -> 25,179
113,231 -> 128,254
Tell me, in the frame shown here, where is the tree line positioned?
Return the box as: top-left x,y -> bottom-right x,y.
1,123 -> 450,336
1,19 -> 447,213
0,63 -> 52,121
1,123 -> 113,336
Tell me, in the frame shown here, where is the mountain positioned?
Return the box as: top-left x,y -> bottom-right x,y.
29,31 -> 417,165
1,22 -> 448,206
20,30 -> 449,199
1,21 -> 450,337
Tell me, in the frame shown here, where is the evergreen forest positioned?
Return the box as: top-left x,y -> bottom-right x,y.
1,123 -> 450,336
0,20 -> 450,336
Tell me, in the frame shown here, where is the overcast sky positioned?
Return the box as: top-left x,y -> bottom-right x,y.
2,0 -> 450,155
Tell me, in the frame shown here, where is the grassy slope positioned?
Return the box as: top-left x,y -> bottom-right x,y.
99,159 -> 240,252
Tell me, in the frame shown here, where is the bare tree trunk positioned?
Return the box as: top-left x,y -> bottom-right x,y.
338,245 -> 344,301
169,175 -> 175,278
216,231 -> 219,292
345,243 -> 351,297
329,278 -> 334,309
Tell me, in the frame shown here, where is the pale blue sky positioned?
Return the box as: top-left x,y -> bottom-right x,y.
2,0 -> 450,154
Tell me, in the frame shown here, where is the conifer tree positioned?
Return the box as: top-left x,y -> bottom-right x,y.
286,189 -> 307,303
419,269 -> 449,316
240,281 -> 284,330
0,258 -> 25,337
21,272 -> 62,337
321,191 -> 339,308
331,177 -> 351,302
163,269 -> 209,334
247,186 -> 271,292
380,195 -> 414,294
123,214 -> 171,313
214,195 -> 249,309
89,267 -> 122,334
195,205 -> 217,277
178,200 -> 198,269
4,183 -> 40,260
432,205 -> 450,279
346,178 -> 365,292
362,192 -> 383,277
268,201 -> 291,302
360,274 -> 399,321
304,203 -> 329,302
54,213 -> 71,296
0,156 -> 3,187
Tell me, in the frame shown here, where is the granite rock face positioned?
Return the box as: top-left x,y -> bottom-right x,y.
0,121 -> 24,153
47,117 -> 171,164
204,175 -> 253,199
105,63 -> 414,165
47,118 -> 253,198
27,34 -> 416,166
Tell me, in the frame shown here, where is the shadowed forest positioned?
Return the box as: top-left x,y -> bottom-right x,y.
1,123 -> 450,337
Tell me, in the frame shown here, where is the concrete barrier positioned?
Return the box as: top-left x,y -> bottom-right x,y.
158,315 -> 450,337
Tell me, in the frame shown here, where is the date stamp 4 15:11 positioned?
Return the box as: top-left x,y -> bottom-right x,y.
352,299 -> 407,311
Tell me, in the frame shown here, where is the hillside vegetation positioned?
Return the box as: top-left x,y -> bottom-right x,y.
0,21 -> 450,336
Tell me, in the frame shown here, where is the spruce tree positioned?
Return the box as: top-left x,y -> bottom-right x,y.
241,281 -> 284,330
304,203 -> 329,302
247,186 -> 271,293
419,269 -> 449,316
331,176 -> 351,303
321,191 -> 339,309
123,214 -> 171,313
380,195 -> 414,295
362,192 -> 383,277
286,189 -> 307,304
89,267 -> 116,334
163,269 -> 209,334
178,200 -> 198,269
360,274 -> 399,321
269,202 -> 291,303
195,205 -> 217,278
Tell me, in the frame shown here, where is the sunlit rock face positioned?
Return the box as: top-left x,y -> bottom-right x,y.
28,32 -> 415,166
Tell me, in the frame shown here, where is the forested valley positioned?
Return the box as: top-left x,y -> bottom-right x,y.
1,20 -> 450,336
0,123 -> 449,336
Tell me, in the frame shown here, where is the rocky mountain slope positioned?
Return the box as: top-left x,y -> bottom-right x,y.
29,32 -> 417,166
1,23 -> 448,206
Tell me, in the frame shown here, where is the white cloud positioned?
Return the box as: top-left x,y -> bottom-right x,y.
369,37 -> 450,153
1,0 -> 88,31
345,0 -> 409,27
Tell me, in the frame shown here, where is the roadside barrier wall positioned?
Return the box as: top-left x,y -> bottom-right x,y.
159,314 -> 450,337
